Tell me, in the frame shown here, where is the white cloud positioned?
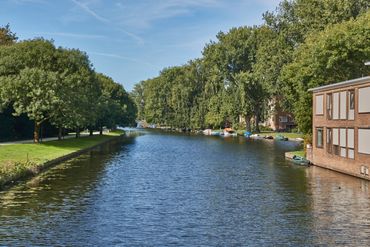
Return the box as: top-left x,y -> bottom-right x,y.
33,31 -> 106,39
112,0 -> 222,28
70,0 -> 109,23
89,51 -> 157,68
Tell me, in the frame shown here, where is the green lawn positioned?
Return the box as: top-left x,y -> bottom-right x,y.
235,130 -> 304,139
287,150 -> 306,157
0,130 -> 124,187
259,131 -> 304,139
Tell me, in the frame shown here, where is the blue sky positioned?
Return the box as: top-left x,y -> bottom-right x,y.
0,0 -> 280,91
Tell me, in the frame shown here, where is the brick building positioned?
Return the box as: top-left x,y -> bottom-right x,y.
309,76 -> 370,180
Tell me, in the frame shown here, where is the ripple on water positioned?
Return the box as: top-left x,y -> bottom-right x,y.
0,132 -> 369,246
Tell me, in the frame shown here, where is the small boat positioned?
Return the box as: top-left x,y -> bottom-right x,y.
250,134 -> 263,139
223,128 -> 237,137
211,131 -> 221,136
264,135 -> 274,140
203,129 -> 212,135
291,155 -> 310,166
244,131 -> 252,137
295,137 -> 304,142
275,134 -> 288,141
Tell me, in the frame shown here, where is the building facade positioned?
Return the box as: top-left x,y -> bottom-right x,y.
263,98 -> 296,131
309,76 -> 370,180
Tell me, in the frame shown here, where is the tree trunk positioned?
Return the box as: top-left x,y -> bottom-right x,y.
75,127 -> 80,138
245,115 -> 251,132
99,125 -> 103,135
254,110 -> 260,133
34,121 -> 40,143
89,128 -> 94,136
58,126 -> 62,140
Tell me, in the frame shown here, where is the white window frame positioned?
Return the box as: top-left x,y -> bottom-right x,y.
359,87 -> 370,113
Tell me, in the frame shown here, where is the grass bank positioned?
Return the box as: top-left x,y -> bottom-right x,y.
259,131 -> 304,139
235,130 -> 304,139
287,150 -> 306,157
0,130 -> 124,188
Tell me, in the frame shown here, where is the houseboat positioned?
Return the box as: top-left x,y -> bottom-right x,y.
308,76 -> 370,180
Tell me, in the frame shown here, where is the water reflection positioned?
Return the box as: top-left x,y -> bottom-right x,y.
305,166 -> 370,246
0,131 -> 369,246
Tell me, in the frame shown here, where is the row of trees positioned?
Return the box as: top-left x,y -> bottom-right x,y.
132,0 -> 370,134
0,25 -> 136,142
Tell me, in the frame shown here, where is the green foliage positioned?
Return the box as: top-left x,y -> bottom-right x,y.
133,1 -> 369,134
281,12 -> 370,133
0,27 -> 136,142
0,24 -> 17,45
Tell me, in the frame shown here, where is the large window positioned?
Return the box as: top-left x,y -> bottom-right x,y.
315,95 -> 324,115
358,129 -> 370,154
316,128 -> 323,148
359,87 -> 370,113
330,128 -> 355,159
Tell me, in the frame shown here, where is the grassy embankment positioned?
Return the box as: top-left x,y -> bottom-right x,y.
234,130 -> 304,139
0,130 -> 124,187
287,150 -> 305,157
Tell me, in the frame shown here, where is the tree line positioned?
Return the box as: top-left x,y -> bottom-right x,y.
131,0 -> 370,134
0,25 -> 136,142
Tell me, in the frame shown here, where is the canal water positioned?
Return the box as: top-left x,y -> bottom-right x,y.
1,130 -> 370,246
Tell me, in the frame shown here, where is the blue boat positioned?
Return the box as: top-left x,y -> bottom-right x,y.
244,131 -> 252,137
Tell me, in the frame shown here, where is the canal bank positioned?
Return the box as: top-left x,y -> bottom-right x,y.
0,130 -> 125,190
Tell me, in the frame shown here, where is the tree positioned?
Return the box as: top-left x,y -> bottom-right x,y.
0,24 -> 17,45
281,11 -> 370,134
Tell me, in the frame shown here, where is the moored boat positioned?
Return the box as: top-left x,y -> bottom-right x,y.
291,155 -> 310,166
244,131 -> 252,138
250,134 -> 263,139
223,128 -> 237,137
275,134 -> 288,141
203,129 -> 212,135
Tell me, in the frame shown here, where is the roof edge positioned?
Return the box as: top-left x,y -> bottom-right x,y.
308,76 -> 370,93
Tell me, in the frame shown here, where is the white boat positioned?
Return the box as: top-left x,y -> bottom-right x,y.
203,129 -> 212,135
223,130 -> 237,137
250,134 -> 263,139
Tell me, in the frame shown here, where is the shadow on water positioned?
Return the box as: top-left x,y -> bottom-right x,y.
0,130 -> 369,246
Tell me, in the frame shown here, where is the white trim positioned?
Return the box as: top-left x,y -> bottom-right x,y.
308,76 -> 370,93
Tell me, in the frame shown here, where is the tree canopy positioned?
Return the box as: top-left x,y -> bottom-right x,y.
0,25 -> 136,142
132,0 -> 370,135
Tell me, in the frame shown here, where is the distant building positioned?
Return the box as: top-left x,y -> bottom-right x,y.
263,98 -> 296,131
309,76 -> 370,180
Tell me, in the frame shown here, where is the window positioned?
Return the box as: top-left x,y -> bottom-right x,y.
333,93 -> 339,119
358,129 -> 370,154
348,128 -> 354,159
315,95 -> 324,115
279,116 -> 288,123
327,128 -> 332,154
359,87 -> 370,113
348,90 -> 355,120
333,128 -> 340,155
316,128 -> 323,148
340,91 -> 347,119
327,94 -> 332,120
340,128 -> 347,157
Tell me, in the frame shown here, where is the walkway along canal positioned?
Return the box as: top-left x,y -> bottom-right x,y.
0,130 -> 370,246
